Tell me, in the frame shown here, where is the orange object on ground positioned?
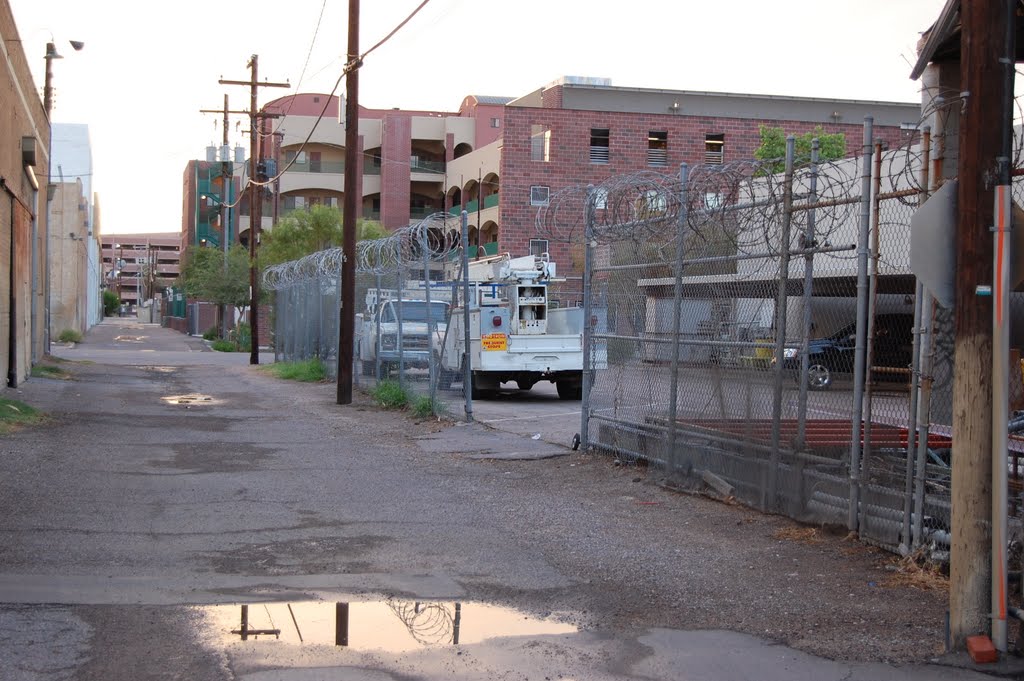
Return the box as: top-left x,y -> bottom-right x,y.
966,635 -> 998,664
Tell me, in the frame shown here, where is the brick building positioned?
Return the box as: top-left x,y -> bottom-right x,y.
0,0 -> 50,385
486,77 -> 920,270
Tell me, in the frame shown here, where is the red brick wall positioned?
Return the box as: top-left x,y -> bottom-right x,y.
498,105 -> 913,267
380,114 -> 412,228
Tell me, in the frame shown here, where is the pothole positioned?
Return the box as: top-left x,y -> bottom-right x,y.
114,335 -> 146,343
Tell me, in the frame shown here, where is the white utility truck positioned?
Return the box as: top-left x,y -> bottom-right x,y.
440,253 -> 603,399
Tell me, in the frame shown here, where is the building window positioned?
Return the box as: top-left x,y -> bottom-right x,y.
530,239 -> 549,257
638,189 -> 667,216
491,117 -> 501,128
531,125 -> 551,162
704,193 -> 723,210
648,131 -> 668,167
530,185 -> 550,206
705,133 -> 724,165
590,128 -> 610,164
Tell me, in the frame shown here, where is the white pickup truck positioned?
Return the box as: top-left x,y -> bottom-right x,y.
357,296 -> 450,377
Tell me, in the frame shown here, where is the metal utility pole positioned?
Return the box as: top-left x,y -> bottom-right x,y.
220,57 -> 289,365
948,0 -> 1005,650
337,0 -> 360,404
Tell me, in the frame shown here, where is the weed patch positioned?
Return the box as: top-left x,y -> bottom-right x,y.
57,329 -> 83,343
0,398 -> 44,434
265,359 -> 327,382
371,380 -> 409,409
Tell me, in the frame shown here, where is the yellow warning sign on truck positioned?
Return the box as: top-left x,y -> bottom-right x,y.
481,333 -> 508,351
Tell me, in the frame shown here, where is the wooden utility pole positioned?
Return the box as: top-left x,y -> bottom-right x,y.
220,57 -> 289,364
949,0 -> 1005,649
338,0 -> 360,404
199,95 -> 245,339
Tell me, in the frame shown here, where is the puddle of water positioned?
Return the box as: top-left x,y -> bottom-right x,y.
161,393 -> 218,406
197,600 -> 576,653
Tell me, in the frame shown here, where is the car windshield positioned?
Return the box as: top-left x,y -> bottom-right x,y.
394,301 -> 449,323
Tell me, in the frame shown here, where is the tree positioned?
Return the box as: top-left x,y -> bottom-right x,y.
179,244 -> 252,321
260,205 -> 387,268
753,125 -> 846,173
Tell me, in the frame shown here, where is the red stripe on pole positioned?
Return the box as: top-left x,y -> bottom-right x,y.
996,185 -> 1006,326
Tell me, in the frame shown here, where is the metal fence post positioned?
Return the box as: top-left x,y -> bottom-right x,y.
422,226 -> 437,406
374,274 -> 383,381
767,136 -> 796,511
397,264 -> 405,390
796,140 -> 819,451
902,126 -> 930,552
460,211 -> 473,421
848,116 -> 875,532
912,294 -> 936,546
667,164 -> 689,472
580,187 -> 596,451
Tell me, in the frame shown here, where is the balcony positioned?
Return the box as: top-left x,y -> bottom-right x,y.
409,206 -> 442,219
284,159 -> 345,174
410,157 -> 445,175
450,194 -> 499,216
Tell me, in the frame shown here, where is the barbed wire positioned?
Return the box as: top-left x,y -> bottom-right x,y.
262,211 -> 462,289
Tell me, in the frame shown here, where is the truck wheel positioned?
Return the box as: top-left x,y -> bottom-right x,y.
556,380 -> 582,400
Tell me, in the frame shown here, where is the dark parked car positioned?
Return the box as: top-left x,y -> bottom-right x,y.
783,314 -> 914,390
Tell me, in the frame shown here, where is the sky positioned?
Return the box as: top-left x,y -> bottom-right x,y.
9,0 -> 948,235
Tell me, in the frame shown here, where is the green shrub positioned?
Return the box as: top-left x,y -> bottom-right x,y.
102,290 -> 120,316
202,326 -> 219,341
57,329 -> 83,344
268,359 -> 326,382
230,323 -> 252,352
370,380 -> 408,409
211,339 -> 238,352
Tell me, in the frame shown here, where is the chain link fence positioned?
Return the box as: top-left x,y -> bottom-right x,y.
264,214 -> 473,418
535,117 -> 1023,559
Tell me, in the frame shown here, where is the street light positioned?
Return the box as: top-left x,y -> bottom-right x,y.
43,38 -> 84,351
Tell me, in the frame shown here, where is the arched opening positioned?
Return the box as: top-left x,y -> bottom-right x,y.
362,193 -> 381,221
446,186 -> 462,214
453,142 -> 473,159
481,172 -> 500,210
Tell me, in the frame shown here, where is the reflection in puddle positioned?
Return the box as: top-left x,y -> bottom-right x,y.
161,393 -> 218,406
198,599 -> 576,653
